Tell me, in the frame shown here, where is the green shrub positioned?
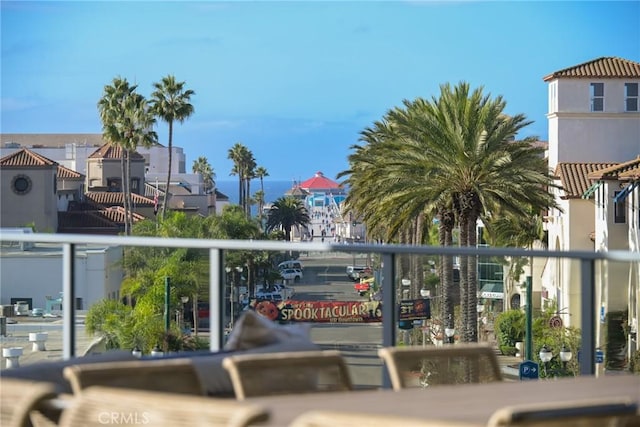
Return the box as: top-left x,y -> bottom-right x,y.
494,309 -> 525,354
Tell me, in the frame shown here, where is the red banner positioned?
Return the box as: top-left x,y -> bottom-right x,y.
249,299 -> 382,323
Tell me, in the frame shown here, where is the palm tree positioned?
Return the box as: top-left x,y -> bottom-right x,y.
254,166 -> 269,217
227,143 -> 256,217
98,77 -> 156,234
339,82 -> 559,344
150,75 -> 195,219
265,196 -> 310,241
192,156 -> 216,215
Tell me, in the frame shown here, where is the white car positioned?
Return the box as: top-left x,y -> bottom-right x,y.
280,268 -> 303,282
273,283 -> 295,299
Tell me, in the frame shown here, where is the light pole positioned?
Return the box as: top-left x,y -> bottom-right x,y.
180,296 -> 189,331
539,345 -> 552,377
225,267 -> 232,329
476,301 -> 485,342
560,344 -> 573,374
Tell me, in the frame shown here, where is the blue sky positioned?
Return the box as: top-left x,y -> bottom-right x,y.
2,1 -> 639,182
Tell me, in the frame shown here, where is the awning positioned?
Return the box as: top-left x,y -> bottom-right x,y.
613,182 -> 639,203
582,181 -> 602,199
478,282 -> 504,299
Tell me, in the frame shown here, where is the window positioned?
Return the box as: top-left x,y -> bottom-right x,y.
625,83 -> 638,112
107,178 -> 122,192
614,191 -> 626,223
131,178 -> 140,192
11,174 -> 32,195
590,83 -> 604,111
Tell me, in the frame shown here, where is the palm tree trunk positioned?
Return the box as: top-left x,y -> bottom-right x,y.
439,209 -> 455,336
120,154 -> 128,235
467,214 -> 478,343
459,213 -> 469,343
162,120 -> 174,219
125,149 -> 133,234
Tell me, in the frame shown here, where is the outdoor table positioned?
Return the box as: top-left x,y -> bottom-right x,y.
246,374 -> 640,426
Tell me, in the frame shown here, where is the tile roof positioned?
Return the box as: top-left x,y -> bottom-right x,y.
58,208 -> 145,234
88,143 -> 144,160
84,191 -> 155,207
588,156 -> 640,181
57,164 -> 84,179
299,171 -> 342,190
543,57 -> 640,81
0,148 -> 58,167
555,162 -> 618,199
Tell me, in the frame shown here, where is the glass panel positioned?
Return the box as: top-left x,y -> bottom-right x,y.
591,83 -> 604,97
592,98 -> 604,112
626,83 -> 639,97
626,98 -> 638,112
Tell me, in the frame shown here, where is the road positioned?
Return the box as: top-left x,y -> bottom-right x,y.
289,252 -> 385,389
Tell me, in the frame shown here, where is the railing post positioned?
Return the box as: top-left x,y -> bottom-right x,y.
381,252 -> 396,389
209,248 -> 224,351
62,243 -> 76,359
580,258 -> 596,375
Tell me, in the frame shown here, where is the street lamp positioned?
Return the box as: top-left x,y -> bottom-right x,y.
180,296 -> 189,331
131,346 -> 142,358
559,344 -> 573,372
444,326 -> 455,344
476,301 -> 485,341
539,345 -> 552,377
420,288 -> 430,298
151,344 -> 164,358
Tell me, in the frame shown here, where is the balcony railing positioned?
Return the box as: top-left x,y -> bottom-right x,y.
2,232 -> 638,380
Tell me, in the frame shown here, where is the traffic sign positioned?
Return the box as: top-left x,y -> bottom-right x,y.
519,360 -> 539,381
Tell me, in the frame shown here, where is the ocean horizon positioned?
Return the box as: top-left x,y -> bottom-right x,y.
215,180 -> 296,205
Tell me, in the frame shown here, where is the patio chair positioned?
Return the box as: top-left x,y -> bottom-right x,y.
487,397 -> 640,426
62,358 -> 205,395
222,349 -> 353,400
378,343 -> 502,390
0,378 -> 59,427
289,410 -> 479,427
56,386 -> 269,427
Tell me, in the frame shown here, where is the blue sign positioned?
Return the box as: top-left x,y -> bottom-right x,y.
596,349 -> 604,364
519,360 -> 539,381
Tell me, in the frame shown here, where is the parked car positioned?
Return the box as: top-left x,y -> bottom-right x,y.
273,283 -> 295,299
254,291 -> 284,302
346,266 -> 371,281
280,268 -> 303,282
278,260 -> 303,271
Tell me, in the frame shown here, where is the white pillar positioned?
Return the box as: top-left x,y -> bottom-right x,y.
29,332 -> 48,351
3,347 -> 23,368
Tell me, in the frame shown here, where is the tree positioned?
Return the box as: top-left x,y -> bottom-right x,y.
338,82 -> 559,344
150,75 -> 195,219
192,156 -> 216,214
265,196 -> 310,241
98,77 -> 156,234
254,166 -> 269,218
228,143 -> 256,217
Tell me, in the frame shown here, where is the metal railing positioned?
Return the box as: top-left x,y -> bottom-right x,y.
2,232 -> 638,380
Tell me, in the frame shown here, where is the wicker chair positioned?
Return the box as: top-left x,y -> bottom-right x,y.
62,358 -> 204,395
0,378 -> 59,427
487,397 -> 640,427
378,344 -> 502,390
289,410 -> 479,427
222,350 -> 353,400
56,386 -> 269,427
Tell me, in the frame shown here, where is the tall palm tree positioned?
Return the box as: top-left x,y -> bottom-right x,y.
98,77 -> 156,234
192,156 -> 216,215
118,92 -> 157,232
265,196 -> 310,241
227,143 -> 256,217
339,82 -> 559,344
150,75 -> 195,219
255,166 -> 269,217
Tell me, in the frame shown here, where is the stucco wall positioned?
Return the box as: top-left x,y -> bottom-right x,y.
1,167 -> 57,231
0,246 -> 123,310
